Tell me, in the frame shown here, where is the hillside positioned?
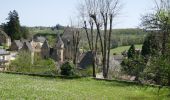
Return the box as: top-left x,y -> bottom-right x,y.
111,44 -> 143,55
28,27 -> 148,49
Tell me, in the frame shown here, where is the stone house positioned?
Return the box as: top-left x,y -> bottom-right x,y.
0,49 -> 10,71
10,40 -> 23,51
0,30 -> 11,47
31,36 -> 46,53
50,35 -> 65,62
61,27 -> 74,60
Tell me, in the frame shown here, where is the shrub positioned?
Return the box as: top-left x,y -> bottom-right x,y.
142,56 -> 170,86
8,51 -> 56,74
121,57 -> 146,80
60,62 -> 74,76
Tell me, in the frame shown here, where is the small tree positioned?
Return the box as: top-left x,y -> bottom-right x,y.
127,44 -> 135,58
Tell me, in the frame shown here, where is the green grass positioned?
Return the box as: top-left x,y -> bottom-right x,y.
111,44 -> 143,55
0,73 -> 169,100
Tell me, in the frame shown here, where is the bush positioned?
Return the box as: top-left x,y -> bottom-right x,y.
141,56 -> 170,86
8,51 -> 56,74
121,57 -> 146,80
60,62 -> 74,76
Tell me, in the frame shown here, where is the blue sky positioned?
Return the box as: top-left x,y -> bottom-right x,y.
0,0 -> 155,28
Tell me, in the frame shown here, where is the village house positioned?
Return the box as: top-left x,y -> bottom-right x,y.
31,36 -> 46,53
10,40 -> 23,51
0,49 -> 10,71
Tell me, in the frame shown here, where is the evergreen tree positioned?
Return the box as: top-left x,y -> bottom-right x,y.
6,10 -> 21,40
141,34 -> 151,58
127,44 -> 135,58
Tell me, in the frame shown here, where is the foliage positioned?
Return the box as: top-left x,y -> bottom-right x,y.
121,57 -> 146,80
20,26 -> 30,39
0,73 -> 169,99
110,44 -> 142,55
8,51 -> 56,74
127,44 -> 135,58
141,33 -> 160,58
1,10 -> 30,40
4,10 -> 21,40
142,56 -> 170,86
60,62 -> 74,76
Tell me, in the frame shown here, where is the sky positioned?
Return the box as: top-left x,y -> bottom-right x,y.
0,0 -> 155,29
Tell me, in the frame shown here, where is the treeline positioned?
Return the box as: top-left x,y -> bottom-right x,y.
28,26 -> 148,49
111,28 -> 147,48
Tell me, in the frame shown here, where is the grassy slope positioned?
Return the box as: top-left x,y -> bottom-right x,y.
111,44 -> 143,55
0,73 -> 169,100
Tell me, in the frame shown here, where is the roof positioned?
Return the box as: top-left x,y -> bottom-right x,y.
21,42 -> 33,52
56,34 -> 64,48
61,27 -> 74,46
113,55 -> 124,62
79,51 -> 94,69
14,40 -> 23,49
0,49 -> 10,55
33,36 -> 46,43
41,40 -> 49,49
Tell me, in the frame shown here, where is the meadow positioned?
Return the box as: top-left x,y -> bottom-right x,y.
111,44 -> 143,55
0,73 -> 169,100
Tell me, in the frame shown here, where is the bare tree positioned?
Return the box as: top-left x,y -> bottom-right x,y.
79,0 -> 121,78
73,29 -> 81,66
69,19 -> 81,67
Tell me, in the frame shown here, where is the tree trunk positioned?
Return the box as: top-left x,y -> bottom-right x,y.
106,14 -> 113,76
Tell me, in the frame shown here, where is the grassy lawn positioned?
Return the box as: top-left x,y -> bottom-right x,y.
0,73 -> 169,100
111,44 -> 143,55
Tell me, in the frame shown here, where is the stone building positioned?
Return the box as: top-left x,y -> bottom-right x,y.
0,49 -> 10,71
10,40 -> 23,51
31,36 -> 46,53
62,27 -> 74,60
51,35 -> 64,62
0,30 -> 11,47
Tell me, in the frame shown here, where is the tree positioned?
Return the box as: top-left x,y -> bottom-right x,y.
72,28 -> 81,66
141,0 -> 170,56
6,10 -> 21,40
127,44 -> 135,59
20,26 -> 30,39
79,0 -> 121,78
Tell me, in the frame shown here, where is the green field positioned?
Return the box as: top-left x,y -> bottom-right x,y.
0,73 -> 169,100
111,44 -> 143,55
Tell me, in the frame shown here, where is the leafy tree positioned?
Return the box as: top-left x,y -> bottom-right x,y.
141,0 -> 170,55
142,56 -> 170,86
20,26 -> 30,39
121,57 -> 146,80
127,44 -> 135,58
141,33 -> 160,59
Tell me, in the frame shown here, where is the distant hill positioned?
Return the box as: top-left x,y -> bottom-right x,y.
27,26 -> 148,49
